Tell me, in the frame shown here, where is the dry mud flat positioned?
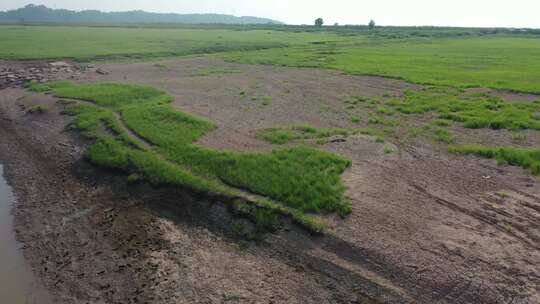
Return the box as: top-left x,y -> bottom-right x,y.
0,58 -> 539,303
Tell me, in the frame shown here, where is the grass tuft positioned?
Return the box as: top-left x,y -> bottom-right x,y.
27,105 -> 48,114
256,124 -> 353,145
433,128 -> 455,144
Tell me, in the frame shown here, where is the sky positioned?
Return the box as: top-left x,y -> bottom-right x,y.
1,0 -> 539,28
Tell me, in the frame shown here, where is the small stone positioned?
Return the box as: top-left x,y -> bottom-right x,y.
96,68 -> 109,75
49,61 -> 70,67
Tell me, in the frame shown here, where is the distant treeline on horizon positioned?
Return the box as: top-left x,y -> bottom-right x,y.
0,4 -> 283,25
1,4 -> 539,33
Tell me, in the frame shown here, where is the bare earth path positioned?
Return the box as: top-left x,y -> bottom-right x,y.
0,58 -> 538,303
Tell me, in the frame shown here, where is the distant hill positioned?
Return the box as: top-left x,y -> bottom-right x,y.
0,4 -> 283,25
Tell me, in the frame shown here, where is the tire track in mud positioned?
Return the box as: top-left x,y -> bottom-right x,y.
402,145 -> 540,250
335,143 -> 539,303
409,182 -> 539,251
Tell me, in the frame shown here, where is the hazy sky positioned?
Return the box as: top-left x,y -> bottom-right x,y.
1,1 -> 539,28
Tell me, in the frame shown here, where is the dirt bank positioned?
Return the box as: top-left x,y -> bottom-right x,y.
0,58 -> 538,303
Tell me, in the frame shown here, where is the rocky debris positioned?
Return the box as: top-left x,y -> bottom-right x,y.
49,61 -> 70,67
95,68 -> 109,75
330,137 -> 347,143
0,60 -> 85,90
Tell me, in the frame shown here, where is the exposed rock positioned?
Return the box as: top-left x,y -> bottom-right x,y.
330,137 -> 347,143
96,68 -> 109,75
49,61 -> 70,67
0,60 -> 85,90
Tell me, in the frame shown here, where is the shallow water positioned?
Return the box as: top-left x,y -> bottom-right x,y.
0,164 -> 50,303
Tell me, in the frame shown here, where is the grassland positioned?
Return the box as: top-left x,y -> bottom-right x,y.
29,81 -> 352,231
2,25 -> 540,94
226,37 -> 540,94
0,25 -> 327,61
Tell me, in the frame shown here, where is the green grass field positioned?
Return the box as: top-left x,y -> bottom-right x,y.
3,25 -> 540,93
0,25 -> 328,61
226,37 -> 540,94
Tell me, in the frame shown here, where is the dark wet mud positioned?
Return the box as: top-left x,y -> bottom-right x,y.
0,164 -> 51,303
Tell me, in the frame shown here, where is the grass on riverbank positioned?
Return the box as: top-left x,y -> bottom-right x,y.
29,81 -> 352,231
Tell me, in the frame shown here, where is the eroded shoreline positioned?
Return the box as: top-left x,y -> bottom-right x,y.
0,58 -> 538,303
0,164 -> 52,303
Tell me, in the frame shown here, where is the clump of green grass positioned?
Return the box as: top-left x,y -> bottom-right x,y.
257,124 -> 352,145
384,147 -> 394,154
368,116 -> 397,126
27,105 -> 48,114
29,81 -> 172,109
368,116 -> 382,124
260,96 -> 272,106
129,117 -> 352,214
122,105 -> 352,214
87,135 -> 226,192
408,127 -> 421,138
385,98 -> 402,107
63,103 -> 141,149
393,87 -> 540,131
432,119 -> 451,126
350,116 -> 361,123
449,145 -> 540,174
376,106 -> 394,115
250,95 -> 273,106
192,67 -> 241,76
344,95 -> 369,105
63,103 -> 113,138
257,128 -> 300,144
127,173 -> 142,184
434,128 -> 456,144
357,128 -> 376,136
35,81 -> 353,231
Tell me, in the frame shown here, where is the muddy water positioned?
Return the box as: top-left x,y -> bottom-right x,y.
0,165 -> 50,303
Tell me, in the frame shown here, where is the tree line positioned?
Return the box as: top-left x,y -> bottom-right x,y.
316,18 -> 376,29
